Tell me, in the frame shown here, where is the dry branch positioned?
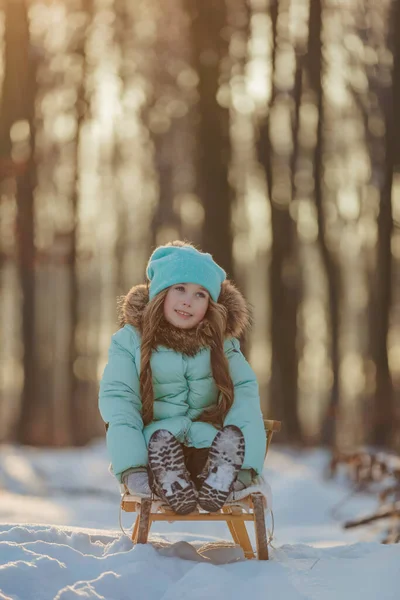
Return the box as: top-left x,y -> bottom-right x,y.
330,450 -> 400,543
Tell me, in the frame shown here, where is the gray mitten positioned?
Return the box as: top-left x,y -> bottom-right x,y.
123,468 -> 152,497
232,469 -> 253,492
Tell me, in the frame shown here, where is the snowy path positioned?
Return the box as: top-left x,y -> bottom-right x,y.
0,442 -> 399,599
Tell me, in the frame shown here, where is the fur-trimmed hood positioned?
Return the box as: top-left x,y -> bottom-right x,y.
118,280 -> 251,356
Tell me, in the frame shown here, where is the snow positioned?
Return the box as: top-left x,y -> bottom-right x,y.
0,442 -> 399,599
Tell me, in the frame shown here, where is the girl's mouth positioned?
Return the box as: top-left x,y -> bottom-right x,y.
175,309 -> 192,318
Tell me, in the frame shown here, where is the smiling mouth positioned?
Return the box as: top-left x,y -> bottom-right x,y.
175,309 -> 193,317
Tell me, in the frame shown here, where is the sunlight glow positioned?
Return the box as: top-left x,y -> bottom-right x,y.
341,353 -> 365,397
10,121 -> 30,143
176,194 -> 204,227
337,188 -> 360,220
246,185 -> 272,251
295,199 -> 319,243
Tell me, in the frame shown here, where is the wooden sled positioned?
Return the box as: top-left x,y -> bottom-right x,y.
121,419 -> 281,560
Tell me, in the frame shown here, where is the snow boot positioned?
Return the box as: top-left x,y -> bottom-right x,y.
198,425 -> 245,512
148,429 -> 198,515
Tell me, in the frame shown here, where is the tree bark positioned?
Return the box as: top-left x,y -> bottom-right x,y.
0,1 -> 41,444
393,0 -> 400,170
187,0 -> 233,276
268,208 -> 302,441
372,121 -> 394,447
68,0 -> 93,446
307,0 -> 341,447
370,0 -> 398,447
257,0 -> 302,442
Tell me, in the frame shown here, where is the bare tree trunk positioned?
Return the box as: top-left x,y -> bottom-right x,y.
144,1 -> 192,248
0,1 -> 43,444
371,0 -> 398,446
150,133 -> 181,246
187,0 -> 233,276
366,0 -> 398,448
16,148 -> 37,445
256,0 -> 278,207
307,0 -> 341,447
113,0 -> 133,295
268,210 -> 302,441
394,0 -> 400,170
372,189 -> 394,447
257,0 -> 302,442
68,1 -> 93,446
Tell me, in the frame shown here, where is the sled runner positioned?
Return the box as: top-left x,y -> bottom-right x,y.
120,419 -> 281,560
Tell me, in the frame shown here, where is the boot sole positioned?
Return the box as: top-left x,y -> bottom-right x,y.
198,425 -> 245,513
148,429 -> 197,515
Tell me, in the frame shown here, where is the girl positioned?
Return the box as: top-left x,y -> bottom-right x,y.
99,241 -> 266,514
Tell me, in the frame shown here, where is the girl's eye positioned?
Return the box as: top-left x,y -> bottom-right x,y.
175,286 -> 185,292
197,292 -> 206,298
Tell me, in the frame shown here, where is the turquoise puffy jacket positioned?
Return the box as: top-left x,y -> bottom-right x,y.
98,281 -> 266,482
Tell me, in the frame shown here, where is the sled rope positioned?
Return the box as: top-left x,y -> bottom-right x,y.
266,507 -> 275,548
119,490 -> 154,538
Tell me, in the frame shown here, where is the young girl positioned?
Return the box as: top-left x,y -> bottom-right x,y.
99,241 -> 266,514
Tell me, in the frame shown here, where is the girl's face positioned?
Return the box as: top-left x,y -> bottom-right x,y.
164,283 -> 210,329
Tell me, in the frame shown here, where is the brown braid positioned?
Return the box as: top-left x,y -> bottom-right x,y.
196,300 -> 234,426
140,289 -> 168,425
139,291 -> 234,427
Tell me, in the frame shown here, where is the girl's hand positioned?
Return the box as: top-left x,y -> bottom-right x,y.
123,469 -> 152,497
232,468 -> 253,491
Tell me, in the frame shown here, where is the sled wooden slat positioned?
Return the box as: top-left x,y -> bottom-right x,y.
149,513 -> 254,521
122,419 -> 281,559
222,506 -> 255,559
135,498 -> 152,544
252,492 -> 269,560
264,419 -> 281,432
131,512 -> 140,541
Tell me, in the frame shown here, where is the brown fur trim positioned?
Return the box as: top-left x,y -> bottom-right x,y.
118,280 -> 252,355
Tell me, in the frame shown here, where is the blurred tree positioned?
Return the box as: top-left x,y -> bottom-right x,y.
307,0 -> 341,448
372,188 -> 394,447
68,0 -> 94,446
0,0 -> 42,444
113,0 -> 142,294
147,2 -> 184,247
257,0 -> 302,443
267,202 -> 302,443
370,0 -> 398,447
150,132 -> 180,246
393,0 -> 400,170
187,0 -> 233,276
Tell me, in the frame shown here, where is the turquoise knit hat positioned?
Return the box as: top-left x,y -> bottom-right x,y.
146,244 -> 226,302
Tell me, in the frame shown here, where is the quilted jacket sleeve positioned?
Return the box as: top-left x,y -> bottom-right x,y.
223,338 -> 266,474
98,325 -> 148,482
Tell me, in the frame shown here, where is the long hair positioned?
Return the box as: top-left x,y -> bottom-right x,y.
197,299 -> 234,426
139,292 -> 234,426
139,289 -> 168,425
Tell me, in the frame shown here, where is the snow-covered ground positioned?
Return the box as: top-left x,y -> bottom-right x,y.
0,441 -> 399,599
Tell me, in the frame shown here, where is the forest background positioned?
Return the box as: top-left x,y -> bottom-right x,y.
0,0 -> 399,455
